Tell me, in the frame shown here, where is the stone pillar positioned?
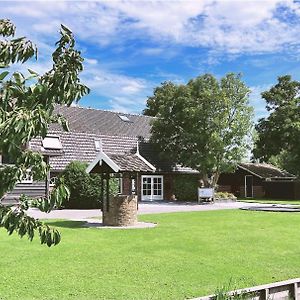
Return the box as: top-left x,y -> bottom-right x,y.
103,194 -> 138,226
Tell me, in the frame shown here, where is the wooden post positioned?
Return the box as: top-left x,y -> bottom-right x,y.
106,173 -> 110,212
45,156 -> 50,199
136,172 -> 139,211
100,172 -> 104,211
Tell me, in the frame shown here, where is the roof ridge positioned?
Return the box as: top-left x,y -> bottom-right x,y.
48,129 -> 143,140
65,104 -> 155,119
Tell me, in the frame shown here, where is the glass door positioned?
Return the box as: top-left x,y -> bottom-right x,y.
141,175 -> 163,201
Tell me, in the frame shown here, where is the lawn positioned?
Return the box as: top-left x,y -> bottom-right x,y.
1,210 -> 300,300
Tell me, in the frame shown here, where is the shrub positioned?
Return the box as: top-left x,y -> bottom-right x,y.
215,192 -> 236,199
173,174 -> 199,201
61,161 -> 119,209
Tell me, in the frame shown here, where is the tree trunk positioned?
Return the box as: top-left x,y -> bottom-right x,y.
211,171 -> 220,189
201,173 -> 211,187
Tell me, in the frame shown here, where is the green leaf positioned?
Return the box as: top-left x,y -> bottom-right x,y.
0,70 -> 9,80
28,68 -> 39,76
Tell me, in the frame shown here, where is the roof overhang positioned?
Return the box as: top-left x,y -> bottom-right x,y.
86,151 -> 120,173
135,152 -> 156,172
238,164 -> 263,178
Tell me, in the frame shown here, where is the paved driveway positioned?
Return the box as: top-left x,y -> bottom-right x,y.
27,201 -> 258,221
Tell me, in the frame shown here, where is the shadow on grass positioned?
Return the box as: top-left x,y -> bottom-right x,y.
45,220 -> 86,229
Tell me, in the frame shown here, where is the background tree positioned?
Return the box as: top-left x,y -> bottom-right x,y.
145,73 -> 254,187
253,75 -> 300,176
143,81 -> 178,117
0,19 -> 89,246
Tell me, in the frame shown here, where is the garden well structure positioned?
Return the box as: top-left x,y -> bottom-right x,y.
86,145 -> 156,226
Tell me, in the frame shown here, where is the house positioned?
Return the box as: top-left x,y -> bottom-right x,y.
218,163 -> 298,199
1,105 -> 198,204
1,105 -> 297,204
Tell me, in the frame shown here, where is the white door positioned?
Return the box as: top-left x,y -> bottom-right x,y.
141,175 -> 163,201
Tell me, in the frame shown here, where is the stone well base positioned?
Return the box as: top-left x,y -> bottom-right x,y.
103,194 -> 138,226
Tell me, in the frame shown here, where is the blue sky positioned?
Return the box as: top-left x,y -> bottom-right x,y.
2,0 -> 300,120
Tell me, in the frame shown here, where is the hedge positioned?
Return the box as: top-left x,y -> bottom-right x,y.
61,161 -> 119,209
173,174 -> 199,201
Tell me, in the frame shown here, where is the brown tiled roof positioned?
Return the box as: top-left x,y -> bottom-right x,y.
109,154 -> 154,172
29,105 -> 199,174
51,105 -> 153,139
239,162 -> 295,179
42,131 -> 138,171
31,129 -> 198,174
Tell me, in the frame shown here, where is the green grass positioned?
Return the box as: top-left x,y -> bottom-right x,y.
1,210 -> 300,299
239,199 -> 300,205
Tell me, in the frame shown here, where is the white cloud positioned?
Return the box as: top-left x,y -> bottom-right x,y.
4,0 -> 300,55
3,0 -> 300,114
85,58 -> 98,65
80,65 -> 152,112
140,47 -> 164,56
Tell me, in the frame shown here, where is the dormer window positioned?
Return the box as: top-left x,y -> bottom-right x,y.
118,115 -> 131,122
94,139 -> 102,152
42,136 -> 62,150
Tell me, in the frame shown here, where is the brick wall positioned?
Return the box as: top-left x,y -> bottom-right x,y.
217,185 -> 231,193
240,185 -> 265,198
122,173 -> 132,195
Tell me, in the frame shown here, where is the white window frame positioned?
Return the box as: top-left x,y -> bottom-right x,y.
42,135 -> 62,150
94,139 -> 102,152
141,175 -> 164,201
20,170 -> 33,184
49,176 -> 58,187
118,115 -> 131,122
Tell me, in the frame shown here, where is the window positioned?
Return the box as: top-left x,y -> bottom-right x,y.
118,115 -> 131,122
20,170 -> 33,183
94,139 -> 102,151
50,176 -> 57,187
141,175 -> 163,201
42,136 -> 62,150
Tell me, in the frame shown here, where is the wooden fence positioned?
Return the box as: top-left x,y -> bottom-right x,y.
192,278 -> 300,300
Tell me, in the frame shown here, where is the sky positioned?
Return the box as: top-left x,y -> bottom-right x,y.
2,0 -> 300,121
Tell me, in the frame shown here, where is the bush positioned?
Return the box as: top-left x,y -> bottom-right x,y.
215,192 -> 236,199
61,161 -> 119,209
173,174 -> 199,201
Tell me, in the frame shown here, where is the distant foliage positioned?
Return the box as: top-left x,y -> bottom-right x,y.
174,175 -> 199,201
62,161 -> 119,209
254,75 -> 300,176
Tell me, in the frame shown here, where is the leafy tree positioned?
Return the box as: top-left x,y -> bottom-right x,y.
145,73 -> 254,187
0,19 -> 89,246
143,81 -> 178,117
253,75 -> 300,175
